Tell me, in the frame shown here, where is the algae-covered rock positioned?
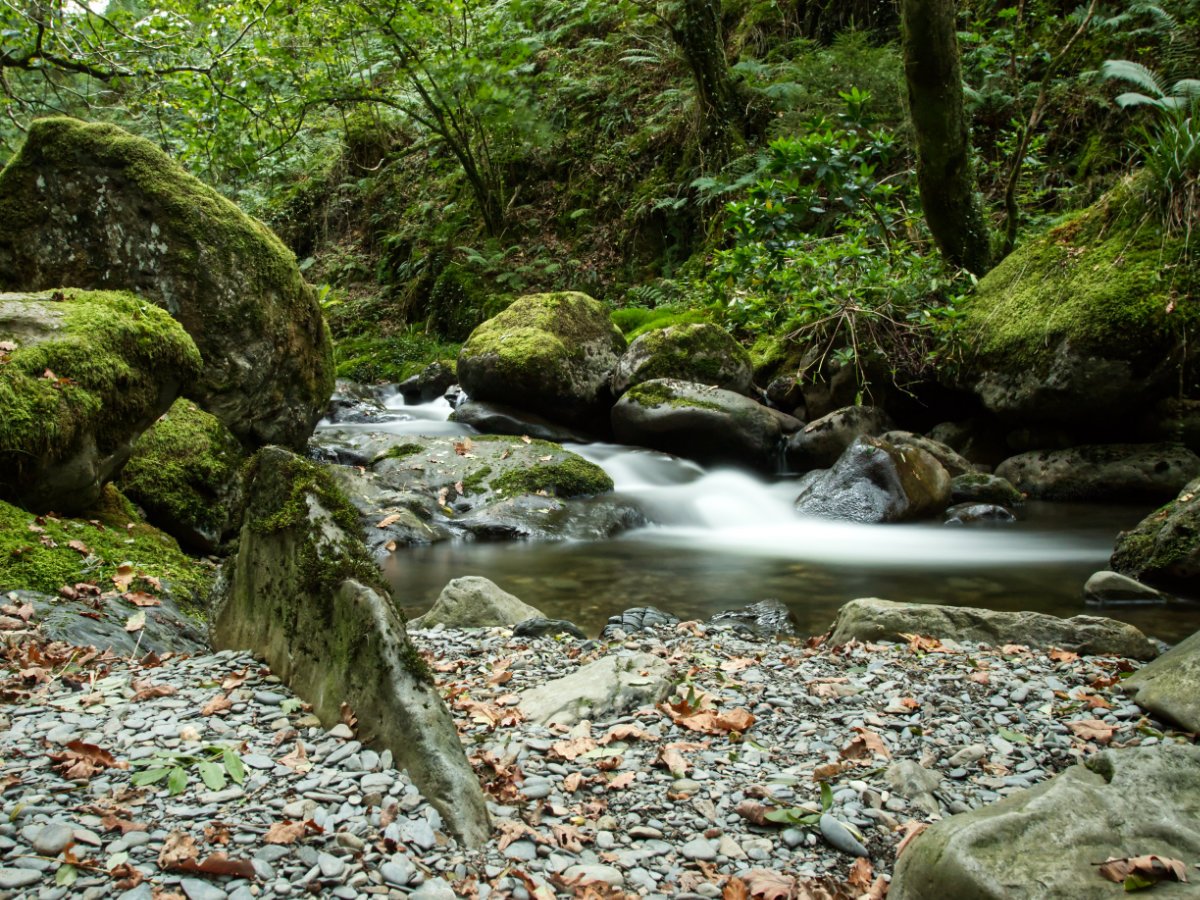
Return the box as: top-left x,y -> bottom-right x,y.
957,175 -> 1200,427
996,443 -> 1200,502
209,448 -> 489,846
828,597 -> 1159,660
1121,627 -> 1200,732
611,378 -> 783,473
0,290 -> 202,512
0,118 -> 334,449
118,399 -> 244,552
889,744 -> 1200,900
457,291 -> 626,431
411,576 -> 545,629
785,406 -> 894,472
611,323 -> 753,396
794,436 -> 952,523
1111,477 -> 1200,590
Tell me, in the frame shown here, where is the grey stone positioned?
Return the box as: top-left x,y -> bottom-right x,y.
380,858 -> 415,887
818,814 -> 868,857
1083,571 -> 1166,605
786,406 -> 894,471
31,822 -> 75,856
411,576 -> 545,630
0,868 -> 43,889
1112,476 -> 1200,590
680,837 -> 717,861
890,744 -> 1200,900
949,472 -> 1024,506
1122,627 -> 1200,732
517,652 -> 673,726
996,444 -> 1200,503
828,598 -> 1159,660
563,864 -> 625,886
180,878 -> 228,900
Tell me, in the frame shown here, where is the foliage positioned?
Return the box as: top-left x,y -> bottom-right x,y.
333,329 -> 461,385
130,745 -> 246,795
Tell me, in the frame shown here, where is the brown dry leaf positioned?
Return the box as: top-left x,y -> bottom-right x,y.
220,669 -> 247,691
813,762 -> 846,782
673,707 -> 756,735
1097,855 -> 1189,886
110,861 -> 144,889
552,823 -> 589,853
263,821 -> 307,845
67,539 -> 91,555
47,741 -> 129,780
173,853 -> 256,880
495,819 -> 549,851
204,823 -> 231,845
489,659 -> 513,685
550,737 -> 599,761
521,435 -> 532,444
863,876 -> 889,900
563,772 -> 583,793
279,741 -> 312,773
968,671 -> 991,685
656,746 -> 689,777
157,830 -> 199,869
895,820 -> 928,858
900,633 -> 946,654
734,800 -> 774,827
600,724 -> 655,744
123,592 -> 161,607
607,771 -> 635,791
130,681 -> 176,702
1,774 -> 20,793
847,857 -> 874,891
840,726 -> 891,762
201,694 -> 232,717
454,438 -> 474,456
376,513 -> 402,529
1066,719 -> 1116,744
723,877 -> 751,900
741,868 -> 797,900
339,702 -> 358,729
720,656 -> 757,673
124,611 -> 146,633
1000,643 -> 1030,655
1048,647 -> 1080,663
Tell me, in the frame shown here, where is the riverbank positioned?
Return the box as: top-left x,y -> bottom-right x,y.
0,618 -> 1184,899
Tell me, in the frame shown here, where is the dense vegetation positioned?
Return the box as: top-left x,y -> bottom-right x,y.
2,0 -> 1197,393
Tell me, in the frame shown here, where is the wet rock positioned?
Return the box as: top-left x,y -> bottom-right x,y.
398,361 -> 457,405
794,436 -> 951,523
1083,571 -> 1166,606
996,443 -> 1200,502
949,472 -> 1024,506
1121,627 -> 1200,732
12,589 -> 206,657
785,406 -> 894,472
209,447 -> 489,846
708,599 -> 796,638
611,323 -> 753,397
765,375 -> 806,418
512,618 -> 588,640
1111,476 -> 1200,591
457,292 -> 626,433
818,814 -> 868,857
890,744 -> 1200,900
518,652 -> 673,726
882,431 -> 977,477
323,381 -> 392,425
828,597 -> 1159,660
611,378 -> 784,474
0,118 -> 333,449
411,576 -> 545,630
450,400 -> 591,443
600,606 -> 681,640
943,503 -> 1016,526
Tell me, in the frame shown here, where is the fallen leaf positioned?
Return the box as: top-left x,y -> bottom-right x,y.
173,853 -> 256,880
123,592 -> 161,608
563,772 -> 583,792
67,540 -> 91,555
813,762 -> 846,781
550,737 -> 598,761
848,857 -> 874,891
130,681 -> 176,702
47,741 -> 128,780
895,820 -> 928,858
600,724 -> 655,744
1097,855 -> 1189,888
740,868 -> 797,900
656,744 -> 691,777
263,820 -> 308,845
1048,647 -> 1080,663
279,741 -> 311,773
723,877 -> 750,900
157,830 -> 199,869
607,771 -> 635,790
111,565 -> 136,591
124,611 -> 146,633
454,438 -> 474,456
735,800 -> 774,827
551,823 -> 589,853
840,726 -> 891,761
201,694 -> 232,716
1066,719 -> 1116,744
376,513 -> 402,529
110,862 -> 144,889
521,435 -> 532,444
101,814 -> 148,834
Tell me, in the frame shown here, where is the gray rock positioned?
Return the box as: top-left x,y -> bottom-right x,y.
449,400 -> 591,443
518,652 -> 673,726
611,378 -> 784,474
890,744 -> 1200,900
457,292 -> 626,432
818,814 -> 868,857
31,822 -> 75,856
0,868 -> 44,890
785,406 -> 894,472
180,878 -> 227,900
943,503 -> 1016,525
563,865 -> 625,887
0,117 -> 333,450
379,858 -> 415,887
512,618 -> 587,640
828,598 -> 1159,660
209,448 -> 489,848
600,606 -> 680,640
1083,571 -> 1166,605
949,472 -> 1024,506
1122,627 -> 1200,732
996,443 -> 1200,502
883,431 -> 978,477
611,323 -> 753,397
708,599 -> 796,638
794,436 -> 951,523
679,837 -> 717,861
1111,477 -> 1200,590
412,576 -> 545,630
398,361 -> 457,405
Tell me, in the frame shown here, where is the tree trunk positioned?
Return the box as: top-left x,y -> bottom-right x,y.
900,0 -> 992,274
671,0 -> 741,170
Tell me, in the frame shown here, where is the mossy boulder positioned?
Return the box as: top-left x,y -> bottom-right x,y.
0,485 -> 212,603
0,118 -> 334,449
957,175 -> 1200,428
1121,627 -> 1200,732
0,289 -> 202,512
457,292 -> 626,431
1111,477 -> 1200,591
118,399 -> 245,553
785,406 -> 895,473
611,323 -> 753,396
209,448 -> 489,846
611,378 -> 784,473
996,443 -> 1200,502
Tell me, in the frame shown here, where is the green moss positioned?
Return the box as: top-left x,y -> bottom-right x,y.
625,380 -> 725,412
376,443 -> 426,462
611,306 -> 710,339
428,262 -> 509,341
0,290 -> 203,495
962,174 -> 1200,372
335,332 -> 461,384
118,399 -> 243,539
398,638 -> 434,684
461,465 -> 493,493
490,456 -> 613,498
628,323 -> 749,385
0,486 -> 212,601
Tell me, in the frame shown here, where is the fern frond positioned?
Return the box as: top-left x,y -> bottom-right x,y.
1101,59 -> 1168,98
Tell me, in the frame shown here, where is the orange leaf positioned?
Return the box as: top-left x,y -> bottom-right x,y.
741,868 -> 797,900
895,820 -> 928,858
840,726 -> 891,762
157,830 -> 199,869
123,592 -> 161,607
1097,855 -> 1189,885
1066,719 -> 1115,744
1048,647 -> 1079,663
607,771 -> 635,791
201,694 -> 232,717
264,821 -> 307,845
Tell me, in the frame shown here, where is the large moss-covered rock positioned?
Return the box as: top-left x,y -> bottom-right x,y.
890,744 -> 1200,900
457,292 -> 626,431
611,378 -> 784,473
957,175 -> 1200,427
1121,627 -> 1200,732
0,290 -> 202,512
611,323 -> 753,396
118,399 -> 245,553
209,448 -> 489,846
996,443 -> 1200,502
794,436 -> 952,523
0,118 -> 334,449
828,597 -> 1159,660
1111,477 -> 1200,590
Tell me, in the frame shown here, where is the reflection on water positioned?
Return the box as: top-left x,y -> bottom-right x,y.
335,400 -> 1200,644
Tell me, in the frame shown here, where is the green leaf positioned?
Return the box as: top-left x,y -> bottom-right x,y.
1124,872 -> 1158,892
198,761 -> 226,791
997,727 -> 1030,744
131,767 -> 172,786
280,698 -> 303,715
55,864 -> 77,887
819,781 -> 834,812
167,767 -> 188,796
223,749 -> 246,785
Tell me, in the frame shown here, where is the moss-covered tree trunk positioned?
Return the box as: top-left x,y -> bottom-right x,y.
671,0 -> 742,170
900,0 -> 992,275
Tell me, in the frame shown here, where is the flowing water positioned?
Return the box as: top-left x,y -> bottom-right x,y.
326,393 -> 1200,643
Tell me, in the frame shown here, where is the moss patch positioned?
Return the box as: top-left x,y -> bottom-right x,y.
626,380 -> 725,412
490,456 -> 614,498
612,306 -> 710,339
0,290 -> 203,497
376,443 -> 426,463
0,486 -> 212,602
334,332 -> 461,384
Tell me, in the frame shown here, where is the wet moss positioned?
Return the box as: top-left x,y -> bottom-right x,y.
626,380 -> 725,412
376,443 -> 426,462
461,465 -> 494,493
490,456 -> 613,498
626,323 -> 749,386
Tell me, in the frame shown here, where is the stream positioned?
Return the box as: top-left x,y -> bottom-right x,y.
322,392 -> 1200,644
